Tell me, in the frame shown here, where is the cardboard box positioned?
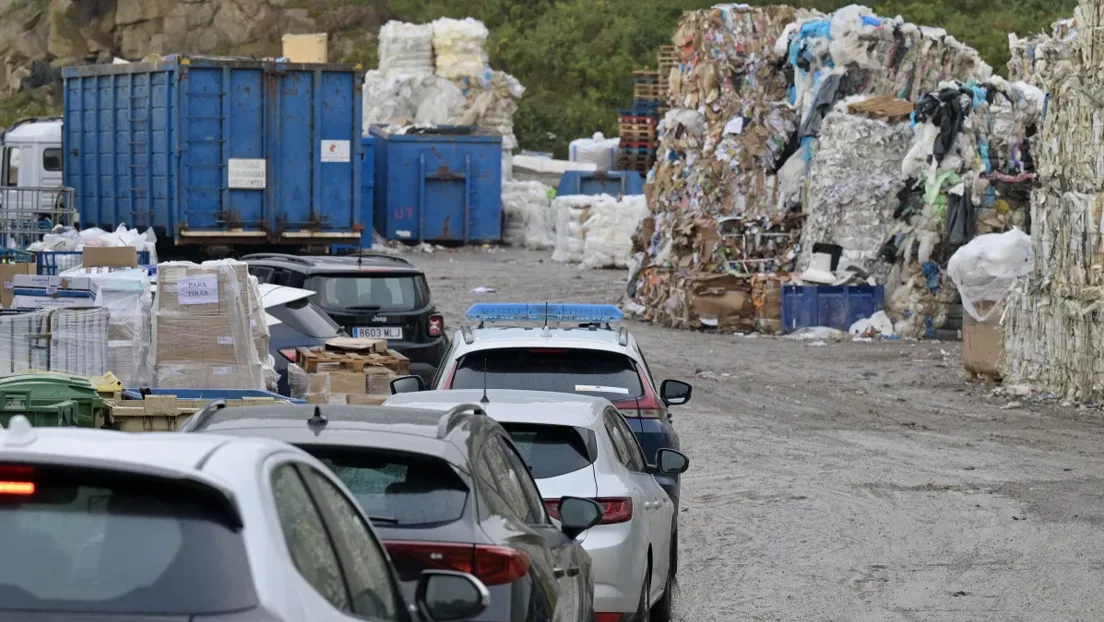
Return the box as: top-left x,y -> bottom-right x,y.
366,369 -> 398,394
963,300 -> 1002,379
0,262 -> 36,308
325,337 -> 388,354
328,370 -> 367,395
84,246 -> 138,268
11,274 -> 103,309
346,393 -> 388,406
282,33 -> 328,62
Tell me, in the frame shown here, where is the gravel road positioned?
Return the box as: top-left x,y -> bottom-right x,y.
410,246 -> 1104,621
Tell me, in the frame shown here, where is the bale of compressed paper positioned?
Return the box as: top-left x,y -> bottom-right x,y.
797,108 -> 914,278
1033,68 -> 1104,192
1007,18 -> 1077,87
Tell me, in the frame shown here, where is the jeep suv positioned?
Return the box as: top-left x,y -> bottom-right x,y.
241,253 -> 448,381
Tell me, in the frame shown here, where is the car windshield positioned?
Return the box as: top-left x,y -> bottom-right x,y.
304,446 -> 468,526
0,464 -> 256,615
266,297 -> 342,338
451,348 -> 645,400
308,275 -> 424,312
500,423 -> 596,479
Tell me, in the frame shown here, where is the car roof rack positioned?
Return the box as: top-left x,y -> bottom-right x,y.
239,253 -> 314,265
436,403 -> 486,438
344,251 -> 412,264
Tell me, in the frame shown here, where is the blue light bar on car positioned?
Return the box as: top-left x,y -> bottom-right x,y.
465,303 -> 623,324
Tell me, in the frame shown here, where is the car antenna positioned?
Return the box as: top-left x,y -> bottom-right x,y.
480,355 -> 490,404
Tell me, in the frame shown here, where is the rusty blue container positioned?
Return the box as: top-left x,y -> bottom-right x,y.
61,57 -> 364,248
371,125 -> 502,243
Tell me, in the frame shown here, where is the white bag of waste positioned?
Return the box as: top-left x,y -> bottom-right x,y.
568,132 -> 620,170
581,194 -> 648,269
502,180 -> 555,250
946,227 -> 1031,322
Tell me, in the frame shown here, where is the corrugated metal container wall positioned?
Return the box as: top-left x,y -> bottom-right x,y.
371,125 -> 502,243
61,58 -> 364,246
360,135 -> 375,248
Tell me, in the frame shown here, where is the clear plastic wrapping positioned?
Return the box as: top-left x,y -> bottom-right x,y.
0,310 -> 50,373
59,266 -> 153,386
49,307 -> 111,377
153,260 -> 263,390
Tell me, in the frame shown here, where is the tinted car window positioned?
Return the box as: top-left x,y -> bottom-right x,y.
271,464 -> 349,611
607,410 -> 646,470
495,437 -> 547,523
481,438 -> 535,523
304,468 -> 401,621
502,423 -> 596,479
452,348 -> 644,400
602,411 -> 635,470
309,275 -> 425,312
266,298 -> 342,338
308,446 -> 468,526
0,464 -> 256,614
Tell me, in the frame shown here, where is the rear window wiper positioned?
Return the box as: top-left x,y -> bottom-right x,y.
344,305 -> 382,311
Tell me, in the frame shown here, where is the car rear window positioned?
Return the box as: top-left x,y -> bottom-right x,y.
451,348 -> 645,400
267,297 -> 343,338
0,464 -> 256,615
308,275 -> 425,312
305,447 -> 468,526
500,423 -> 596,479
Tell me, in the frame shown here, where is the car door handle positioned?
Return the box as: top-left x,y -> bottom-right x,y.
554,567 -> 581,578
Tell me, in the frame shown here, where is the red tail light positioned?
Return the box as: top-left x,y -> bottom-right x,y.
278,348 -> 298,363
595,614 -> 623,622
619,408 -> 665,419
544,498 -> 632,524
384,540 -> 529,585
428,314 -> 443,338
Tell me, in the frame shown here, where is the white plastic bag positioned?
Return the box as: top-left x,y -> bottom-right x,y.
947,228 -> 1031,322
568,132 -> 620,170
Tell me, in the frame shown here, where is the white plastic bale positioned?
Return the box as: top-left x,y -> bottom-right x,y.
581,195 -> 648,269
946,228 -> 1032,321
568,133 -> 620,170
378,21 -> 434,76
502,180 -> 554,250
431,17 -> 490,78
361,70 -> 468,129
49,307 -> 110,378
550,195 -> 597,265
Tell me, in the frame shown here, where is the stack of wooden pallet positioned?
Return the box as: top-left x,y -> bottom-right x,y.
657,45 -> 677,105
617,69 -> 662,173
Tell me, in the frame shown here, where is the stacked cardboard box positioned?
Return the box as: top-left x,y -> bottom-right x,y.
289,338 -> 408,405
153,261 -> 263,390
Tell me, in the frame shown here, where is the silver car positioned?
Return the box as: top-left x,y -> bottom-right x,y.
0,415 -> 489,622
384,390 -> 690,622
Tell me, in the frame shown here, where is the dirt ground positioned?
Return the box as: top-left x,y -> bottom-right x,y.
411,246 -> 1104,621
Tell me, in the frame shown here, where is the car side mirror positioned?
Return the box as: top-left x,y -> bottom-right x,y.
660,379 -> 692,406
414,570 -> 490,621
653,448 -> 690,475
557,496 -> 604,539
390,375 -> 426,394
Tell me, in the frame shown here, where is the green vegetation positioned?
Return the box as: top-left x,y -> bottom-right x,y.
368,0 -> 1076,156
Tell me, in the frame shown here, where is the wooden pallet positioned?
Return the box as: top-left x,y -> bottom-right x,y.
616,153 -> 655,173
657,45 -> 678,64
618,123 -> 656,141
632,83 -> 664,101
632,69 -> 660,84
297,346 -> 411,375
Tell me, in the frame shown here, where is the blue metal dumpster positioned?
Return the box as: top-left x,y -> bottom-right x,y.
360,135 -> 376,247
372,125 -> 502,243
61,57 -> 364,248
556,170 -> 644,197
781,284 -> 885,333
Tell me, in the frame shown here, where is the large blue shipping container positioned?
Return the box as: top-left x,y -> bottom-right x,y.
360,135 -> 376,248
61,57 -> 364,247
371,125 -> 502,243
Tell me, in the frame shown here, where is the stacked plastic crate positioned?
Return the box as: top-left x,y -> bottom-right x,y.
616,70 -> 661,173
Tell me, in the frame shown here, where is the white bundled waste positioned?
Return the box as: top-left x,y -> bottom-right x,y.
432,18 -> 490,79
378,21 -> 434,76
362,71 -> 467,129
28,224 -> 158,265
60,266 -> 153,387
797,109 -> 913,277
551,194 -> 647,269
568,133 -> 620,170
947,228 -> 1031,322
848,310 -> 896,337
450,71 -> 524,145
503,181 -> 555,250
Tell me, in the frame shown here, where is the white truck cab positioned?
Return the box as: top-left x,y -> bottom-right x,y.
0,117 -> 72,247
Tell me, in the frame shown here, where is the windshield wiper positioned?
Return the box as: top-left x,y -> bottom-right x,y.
367,515 -> 400,524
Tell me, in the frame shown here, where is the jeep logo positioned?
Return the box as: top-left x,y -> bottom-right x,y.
371,316 -> 387,323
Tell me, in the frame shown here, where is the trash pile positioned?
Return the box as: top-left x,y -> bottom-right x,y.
627,3 -> 995,331
1007,18 -> 1078,87
27,225 -> 159,272
1003,0 -> 1104,400
364,18 -> 525,158
551,194 -> 648,269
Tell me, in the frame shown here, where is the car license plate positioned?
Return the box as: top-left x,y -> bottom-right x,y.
353,327 -> 403,339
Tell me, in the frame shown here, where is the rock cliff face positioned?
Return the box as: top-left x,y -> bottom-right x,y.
0,0 -> 384,123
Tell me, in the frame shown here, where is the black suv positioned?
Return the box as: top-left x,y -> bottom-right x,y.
241,253 -> 448,381
178,402 -> 604,622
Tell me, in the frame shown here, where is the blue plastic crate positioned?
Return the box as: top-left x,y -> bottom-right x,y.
37,250 -> 151,275
781,284 -> 885,334
0,249 -> 34,263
